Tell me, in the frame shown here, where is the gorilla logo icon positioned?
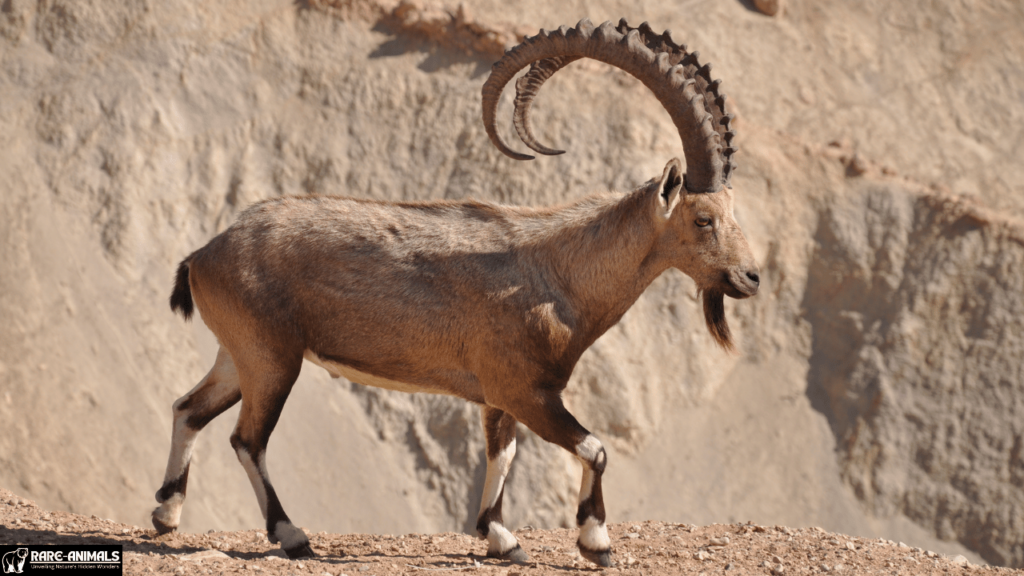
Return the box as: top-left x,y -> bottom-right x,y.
1,548 -> 28,574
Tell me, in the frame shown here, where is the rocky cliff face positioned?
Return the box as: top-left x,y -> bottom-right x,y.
806,184 -> 1024,566
0,0 -> 1021,567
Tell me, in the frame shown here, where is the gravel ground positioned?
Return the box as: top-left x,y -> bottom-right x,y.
0,488 -> 1014,575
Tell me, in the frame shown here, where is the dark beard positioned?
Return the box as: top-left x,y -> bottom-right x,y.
702,288 -> 733,352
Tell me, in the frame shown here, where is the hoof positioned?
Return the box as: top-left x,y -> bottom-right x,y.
151,512 -> 177,535
267,532 -> 279,545
283,542 -> 316,559
487,544 -> 530,564
577,541 -> 613,568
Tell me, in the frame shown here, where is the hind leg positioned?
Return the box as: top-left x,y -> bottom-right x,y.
153,346 -> 242,533
229,350 -> 313,558
475,406 -> 528,563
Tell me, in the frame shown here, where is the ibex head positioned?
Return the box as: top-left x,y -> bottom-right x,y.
482,18 -> 759,349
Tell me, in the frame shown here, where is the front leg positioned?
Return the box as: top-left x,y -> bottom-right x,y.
503,393 -> 613,568
476,406 -> 529,564
574,435 -> 611,567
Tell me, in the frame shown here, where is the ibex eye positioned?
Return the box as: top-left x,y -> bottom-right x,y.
695,217 -> 712,228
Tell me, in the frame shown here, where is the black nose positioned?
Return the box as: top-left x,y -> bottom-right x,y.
746,271 -> 760,285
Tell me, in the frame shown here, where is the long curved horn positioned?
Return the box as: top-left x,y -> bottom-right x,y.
513,20 -> 737,184
513,55 -> 580,156
483,18 -> 736,193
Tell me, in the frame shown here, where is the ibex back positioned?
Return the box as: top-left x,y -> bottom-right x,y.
153,18 -> 759,568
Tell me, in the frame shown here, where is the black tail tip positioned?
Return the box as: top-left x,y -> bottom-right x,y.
169,260 -> 194,321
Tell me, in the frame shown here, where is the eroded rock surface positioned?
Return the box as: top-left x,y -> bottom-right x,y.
0,0 -> 1022,567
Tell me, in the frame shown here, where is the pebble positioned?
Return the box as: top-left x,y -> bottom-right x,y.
182,550 -> 231,562
626,532 -> 640,539
753,0 -> 784,17
952,555 -> 969,566
709,536 -> 730,546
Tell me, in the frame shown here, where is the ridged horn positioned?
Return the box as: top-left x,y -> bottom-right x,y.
513,55 -> 581,156
483,18 -> 736,192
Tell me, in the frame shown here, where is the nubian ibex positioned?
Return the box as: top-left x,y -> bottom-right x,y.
153,18 -> 759,568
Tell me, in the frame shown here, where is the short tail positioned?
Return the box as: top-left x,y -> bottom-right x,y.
169,259 -> 194,321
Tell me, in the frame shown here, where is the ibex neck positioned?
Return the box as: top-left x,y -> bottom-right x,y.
535,188 -> 668,338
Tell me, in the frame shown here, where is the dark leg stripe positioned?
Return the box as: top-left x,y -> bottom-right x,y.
229,432 -> 246,453
476,489 -> 505,537
576,474 -> 606,525
185,390 -> 243,430
263,479 -> 292,530
484,408 -> 517,460
155,462 -> 191,502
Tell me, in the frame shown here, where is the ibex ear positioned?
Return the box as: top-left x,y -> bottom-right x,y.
655,158 -> 685,219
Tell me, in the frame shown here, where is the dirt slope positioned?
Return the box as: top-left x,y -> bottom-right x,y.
0,488 -> 1008,575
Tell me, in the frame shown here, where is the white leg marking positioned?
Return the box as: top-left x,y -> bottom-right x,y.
575,435 -> 603,465
236,448 -> 270,519
162,348 -> 240,486
575,434 -> 609,551
487,521 -> 518,554
273,521 -> 308,549
578,467 -> 595,503
237,449 -> 307,549
478,439 -> 518,552
161,384 -> 210,486
578,516 -> 611,551
152,493 -> 184,527
478,438 -> 516,518
162,415 -> 198,486
575,435 -> 604,503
